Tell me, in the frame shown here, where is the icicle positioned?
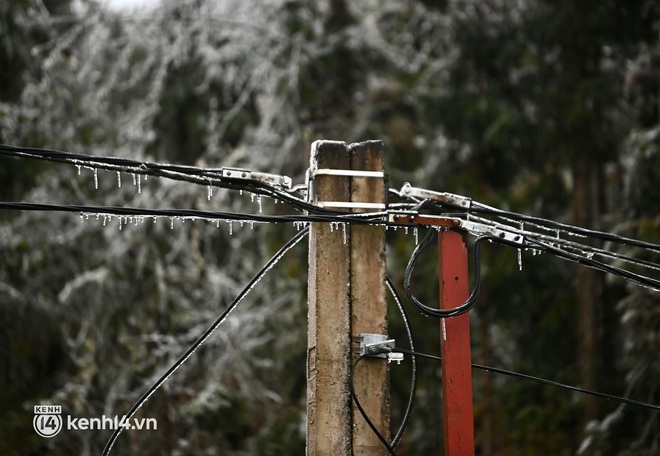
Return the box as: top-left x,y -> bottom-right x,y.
117,171 -> 122,188
249,221 -> 254,230
137,174 -> 141,193
228,221 -> 233,235
257,195 -> 262,213
103,215 -> 108,226
329,222 -> 335,232
76,164 -> 82,175
93,169 -> 98,189
170,217 -> 174,229
240,189 -> 243,196
80,212 -> 84,223
518,222 -> 524,271
118,217 -> 123,231
207,184 -> 213,201
342,222 -> 347,245
132,173 -> 137,186
414,227 -> 419,245
404,226 -> 409,235
250,193 -> 255,203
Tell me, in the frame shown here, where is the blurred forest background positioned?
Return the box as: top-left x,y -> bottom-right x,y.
1,0 -> 659,454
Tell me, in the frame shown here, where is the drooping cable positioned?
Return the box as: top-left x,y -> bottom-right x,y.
386,276 -> 416,449
102,227 -> 309,456
349,355 -> 397,456
0,144 -> 344,215
393,348 -> 660,412
404,229 -> 489,318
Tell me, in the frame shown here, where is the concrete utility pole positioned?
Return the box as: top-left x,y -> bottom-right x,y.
306,140 -> 389,456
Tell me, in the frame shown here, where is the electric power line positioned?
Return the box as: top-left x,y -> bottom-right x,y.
393,348 -> 660,412
102,227 -> 309,456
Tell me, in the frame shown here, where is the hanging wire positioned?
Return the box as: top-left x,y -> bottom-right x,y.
386,276 -> 417,449
349,355 -> 398,456
393,348 -> 660,412
102,227 -> 309,456
404,229 -> 490,318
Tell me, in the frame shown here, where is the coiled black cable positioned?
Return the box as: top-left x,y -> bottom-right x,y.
404,229 -> 489,318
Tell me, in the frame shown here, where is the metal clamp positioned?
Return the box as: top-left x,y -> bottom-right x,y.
458,220 -> 525,246
400,183 -> 471,209
355,334 -> 395,358
221,167 -> 292,189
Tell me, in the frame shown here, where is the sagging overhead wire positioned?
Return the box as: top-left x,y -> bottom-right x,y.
393,348 -> 660,412
0,144 -> 334,215
102,227 -> 309,456
0,202 -> 387,226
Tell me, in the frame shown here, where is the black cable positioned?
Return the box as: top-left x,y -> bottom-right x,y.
526,237 -> 660,291
469,201 -> 660,254
463,213 -> 660,274
349,355 -> 397,456
102,227 -> 309,456
0,201 -> 386,226
393,348 -> 660,412
0,144 -> 372,216
386,276 -> 416,449
404,229 -> 489,318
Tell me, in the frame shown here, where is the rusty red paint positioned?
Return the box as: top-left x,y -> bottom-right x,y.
438,229 -> 475,455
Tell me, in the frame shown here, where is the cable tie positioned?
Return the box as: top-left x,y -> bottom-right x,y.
313,168 -> 385,178
317,201 -> 386,210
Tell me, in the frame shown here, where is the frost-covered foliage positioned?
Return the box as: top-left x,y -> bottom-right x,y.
2,0 -> 659,454
0,0 -> 452,454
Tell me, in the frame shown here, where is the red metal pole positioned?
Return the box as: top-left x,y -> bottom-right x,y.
438,229 -> 475,455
